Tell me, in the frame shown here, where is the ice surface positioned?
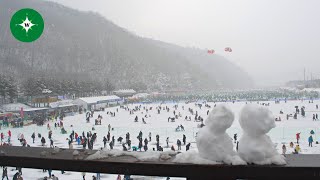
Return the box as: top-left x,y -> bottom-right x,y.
2,99 -> 319,179
196,105 -> 246,165
238,104 -> 286,165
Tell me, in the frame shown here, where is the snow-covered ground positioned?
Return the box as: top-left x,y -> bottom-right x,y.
1,99 -> 320,179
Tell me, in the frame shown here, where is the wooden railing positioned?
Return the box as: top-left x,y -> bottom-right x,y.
1,146 -> 320,180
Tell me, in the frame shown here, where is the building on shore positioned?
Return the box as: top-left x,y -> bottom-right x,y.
73,95 -> 122,111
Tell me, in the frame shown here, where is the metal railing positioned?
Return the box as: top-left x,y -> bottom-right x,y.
1,146 -> 320,180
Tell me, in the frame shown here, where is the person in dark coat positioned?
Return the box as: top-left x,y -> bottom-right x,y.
2,167 -> 8,180
177,139 -> 181,150
12,172 -> 19,180
103,136 -> 107,148
186,143 -> 191,151
117,137 -> 123,144
109,141 -> 114,150
112,136 -> 115,145
107,132 -> 110,142
144,138 -> 148,146
182,135 -> 186,145
122,144 -> 127,151
144,144 -> 148,151
31,133 -> 35,143
41,137 -> 46,146
138,141 -> 143,151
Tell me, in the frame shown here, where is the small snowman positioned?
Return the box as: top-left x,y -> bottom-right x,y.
196,105 -> 246,165
238,104 -> 286,165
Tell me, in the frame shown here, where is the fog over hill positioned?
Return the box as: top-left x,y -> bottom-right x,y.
0,0 -> 253,91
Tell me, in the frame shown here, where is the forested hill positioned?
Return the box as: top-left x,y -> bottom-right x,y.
0,0 -> 253,93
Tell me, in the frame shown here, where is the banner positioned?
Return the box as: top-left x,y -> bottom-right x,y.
20,107 -> 24,119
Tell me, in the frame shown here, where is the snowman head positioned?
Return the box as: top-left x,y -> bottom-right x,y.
205,105 -> 234,134
239,104 -> 275,136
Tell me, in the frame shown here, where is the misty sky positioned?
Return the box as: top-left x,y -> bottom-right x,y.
47,0 -> 320,86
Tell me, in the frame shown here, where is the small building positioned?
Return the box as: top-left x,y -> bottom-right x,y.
2,103 -> 31,113
23,107 -> 50,121
49,100 -> 79,116
127,93 -> 150,103
73,95 -> 122,111
113,89 -> 136,98
32,96 -> 58,107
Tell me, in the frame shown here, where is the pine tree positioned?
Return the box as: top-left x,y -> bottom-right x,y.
7,76 -> 18,103
0,74 -> 8,103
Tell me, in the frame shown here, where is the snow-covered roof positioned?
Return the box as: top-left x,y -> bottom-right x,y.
2,103 -> 31,112
113,89 -> 136,94
302,88 -> 320,93
76,95 -> 121,104
49,100 -> 77,108
132,93 -> 150,98
23,107 -> 50,112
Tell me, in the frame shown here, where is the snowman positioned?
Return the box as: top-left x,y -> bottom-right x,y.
238,104 -> 286,165
196,105 -> 246,165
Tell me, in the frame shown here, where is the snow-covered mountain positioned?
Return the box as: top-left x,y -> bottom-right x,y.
0,0 -> 253,91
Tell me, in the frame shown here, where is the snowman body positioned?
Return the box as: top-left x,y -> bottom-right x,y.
197,105 -> 246,165
238,104 -> 286,165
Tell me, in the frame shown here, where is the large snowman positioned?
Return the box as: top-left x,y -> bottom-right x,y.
238,104 -> 286,165
196,105 -> 246,165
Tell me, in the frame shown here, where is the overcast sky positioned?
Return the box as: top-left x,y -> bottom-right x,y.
47,0 -> 320,86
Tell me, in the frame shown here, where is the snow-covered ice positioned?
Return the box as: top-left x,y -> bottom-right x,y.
2,99 -> 320,179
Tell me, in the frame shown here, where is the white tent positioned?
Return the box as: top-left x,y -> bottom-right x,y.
73,95 -> 122,110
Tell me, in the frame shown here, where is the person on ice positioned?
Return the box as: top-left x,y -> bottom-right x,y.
282,144 -> 286,155
77,136 -> 81,145
109,141 -> 114,150
81,172 -> 86,180
103,136 -> 107,148
143,144 -> 148,151
116,175 -> 121,180
296,133 -> 300,144
2,166 -> 8,180
51,174 -> 58,180
144,138 -> 148,146
171,145 -> 175,151
177,139 -> 182,150
122,143 -> 127,151
233,134 -> 237,143
138,140 -> 143,151
308,135 -> 313,147
41,137 -> 46,146
186,143 -> 191,151
294,145 -> 301,154
50,139 -> 54,148
290,142 -> 294,148
12,172 -> 19,180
